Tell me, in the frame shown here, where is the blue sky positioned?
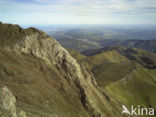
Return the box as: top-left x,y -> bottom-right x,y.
0,0 -> 156,25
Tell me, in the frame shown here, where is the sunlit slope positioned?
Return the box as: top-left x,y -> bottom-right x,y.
69,47 -> 156,110
105,66 -> 156,109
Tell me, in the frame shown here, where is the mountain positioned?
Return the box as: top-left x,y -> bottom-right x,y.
49,26 -> 156,42
58,39 -> 101,51
0,22 -> 121,117
99,39 -> 156,53
68,47 -> 156,114
48,26 -> 156,53
54,38 -> 156,53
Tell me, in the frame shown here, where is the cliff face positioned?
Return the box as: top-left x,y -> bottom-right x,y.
0,22 -> 121,117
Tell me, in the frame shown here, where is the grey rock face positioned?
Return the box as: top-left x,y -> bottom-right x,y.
0,85 -> 17,117
0,85 -> 27,117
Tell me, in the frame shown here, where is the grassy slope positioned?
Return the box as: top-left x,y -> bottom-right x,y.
68,47 -> 156,113
105,67 -> 156,109
0,49 -> 90,117
0,22 -> 50,47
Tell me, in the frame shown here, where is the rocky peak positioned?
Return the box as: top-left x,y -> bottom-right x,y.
0,22 -> 121,117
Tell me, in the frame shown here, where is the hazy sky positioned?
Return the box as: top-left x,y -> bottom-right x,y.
0,0 -> 156,25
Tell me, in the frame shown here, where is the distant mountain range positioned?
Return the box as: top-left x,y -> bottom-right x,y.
47,26 -> 156,53
100,39 -> 156,53
58,39 -> 101,51
59,39 -> 156,53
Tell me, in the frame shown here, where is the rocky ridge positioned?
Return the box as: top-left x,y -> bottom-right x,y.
0,22 -> 121,117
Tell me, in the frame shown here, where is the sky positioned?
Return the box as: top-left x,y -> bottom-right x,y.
0,0 -> 156,25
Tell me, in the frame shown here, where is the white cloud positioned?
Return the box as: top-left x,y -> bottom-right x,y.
0,0 -> 156,24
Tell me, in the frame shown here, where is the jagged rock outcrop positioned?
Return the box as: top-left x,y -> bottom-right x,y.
0,85 -> 17,117
0,22 -> 121,117
0,85 -> 27,117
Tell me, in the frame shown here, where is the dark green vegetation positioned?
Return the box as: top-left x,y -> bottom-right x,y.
46,26 -> 156,53
68,47 -> 156,113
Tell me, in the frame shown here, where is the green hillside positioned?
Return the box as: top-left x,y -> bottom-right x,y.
68,47 -> 156,113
